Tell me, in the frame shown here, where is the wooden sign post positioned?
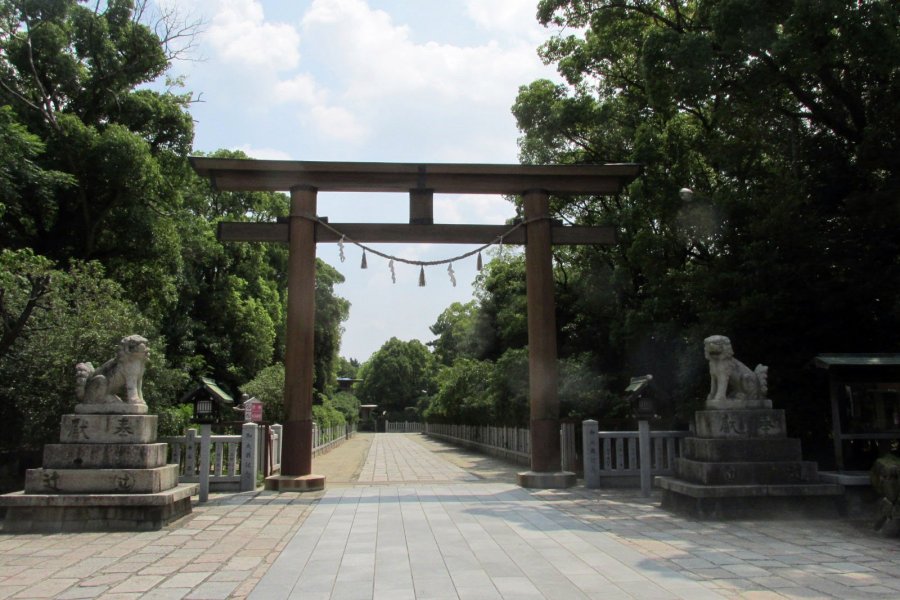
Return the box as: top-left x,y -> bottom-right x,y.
190,159 -> 640,491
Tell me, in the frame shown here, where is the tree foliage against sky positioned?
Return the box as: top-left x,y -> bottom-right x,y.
0,1 -> 351,448
509,0 -> 900,434
422,0 -> 899,440
355,337 -> 436,419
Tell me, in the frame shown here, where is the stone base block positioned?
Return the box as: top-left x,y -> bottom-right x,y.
682,437 -> 802,462
264,474 -> 325,492
43,443 -> 168,469
694,409 -> 786,439
25,465 -> 178,494
517,471 -> 577,489
0,484 -> 197,532
675,458 -> 819,485
657,476 -> 844,519
74,403 -> 148,415
60,414 -> 157,444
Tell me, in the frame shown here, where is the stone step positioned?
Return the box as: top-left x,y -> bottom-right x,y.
59,414 -> 157,444
694,409 -> 786,439
0,483 -> 198,532
682,437 -> 802,462
675,457 -> 820,486
656,475 -> 845,519
24,465 -> 178,494
43,443 -> 168,470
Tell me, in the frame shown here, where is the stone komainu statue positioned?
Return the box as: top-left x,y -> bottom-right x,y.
704,335 -> 771,409
75,335 -> 150,405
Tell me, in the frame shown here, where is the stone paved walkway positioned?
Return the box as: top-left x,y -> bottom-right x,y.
2,433 -> 900,599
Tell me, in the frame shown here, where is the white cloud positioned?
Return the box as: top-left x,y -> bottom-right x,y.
206,0 -> 300,70
273,73 -> 328,106
464,0 -> 543,38
309,105 -> 369,143
300,0 -> 548,107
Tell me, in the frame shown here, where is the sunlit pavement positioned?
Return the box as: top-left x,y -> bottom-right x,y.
2,434 -> 899,599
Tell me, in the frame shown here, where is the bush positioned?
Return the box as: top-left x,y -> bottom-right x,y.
157,404 -> 194,436
313,402 -> 345,429
331,391 -> 360,424
241,363 -> 286,424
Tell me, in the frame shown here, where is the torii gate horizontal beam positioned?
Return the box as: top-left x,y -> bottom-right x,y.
217,222 -> 617,245
190,157 -> 641,195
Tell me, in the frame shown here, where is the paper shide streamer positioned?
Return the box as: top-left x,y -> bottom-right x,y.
310,215 -> 541,287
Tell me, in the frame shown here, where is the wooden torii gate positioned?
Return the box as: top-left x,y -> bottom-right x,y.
190,158 -> 641,490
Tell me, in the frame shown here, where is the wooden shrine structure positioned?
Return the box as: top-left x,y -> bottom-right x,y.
190,158 -> 641,490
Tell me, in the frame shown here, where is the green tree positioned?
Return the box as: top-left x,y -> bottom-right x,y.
0,0 -> 195,319
355,338 -> 436,419
490,348 -> 531,427
471,253 -> 528,360
335,356 -> 360,379
424,359 -> 494,424
171,152 -> 349,398
314,261 -> 351,399
428,301 -> 478,366
0,248 -> 52,360
0,104 -> 72,226
512,0 -> 900,437
0,258 -> 184,450
330,391 -> 360,425
241,363 -> 286,425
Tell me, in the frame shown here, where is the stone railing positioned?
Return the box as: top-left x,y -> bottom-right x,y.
163,422 -> 271,493
424,423 -> 531,466
313,422 -> 356,457
385,421 -> 425,433
581,420 -> 689,489
423,423 -> 580,470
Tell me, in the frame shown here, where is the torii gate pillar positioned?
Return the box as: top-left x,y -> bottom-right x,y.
266,185 -> 325,491
518,190 -> 576,488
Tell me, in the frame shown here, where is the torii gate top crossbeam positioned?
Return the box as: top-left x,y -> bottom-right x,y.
189,158 -> 642,195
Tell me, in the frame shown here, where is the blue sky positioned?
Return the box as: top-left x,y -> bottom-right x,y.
160,0 -> 562,361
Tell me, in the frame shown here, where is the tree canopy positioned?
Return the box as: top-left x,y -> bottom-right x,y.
423,0 -> 899,444
0,0 -> 352,449
355,337 -> 437,420
509,0 -> 900,434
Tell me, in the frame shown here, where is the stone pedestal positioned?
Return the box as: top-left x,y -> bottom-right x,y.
657,409 -> 844,519
0,405 -> 197,532
264,474 -> 326,492
517,471 -> 577,489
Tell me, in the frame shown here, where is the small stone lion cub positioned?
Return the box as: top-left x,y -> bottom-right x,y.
75,335 -> 150,405
704,335 -> 770,409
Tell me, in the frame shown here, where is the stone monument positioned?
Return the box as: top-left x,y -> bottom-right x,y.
0,335 -> 198,532
656,335 -> 844,518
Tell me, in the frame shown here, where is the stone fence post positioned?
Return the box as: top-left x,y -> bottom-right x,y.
582,420 -> 600,489
241,423 -> 258,492
185,428 -> 197,476
271,423 -> 283,471
199,424 -> 211,503
639,420 -> 651,497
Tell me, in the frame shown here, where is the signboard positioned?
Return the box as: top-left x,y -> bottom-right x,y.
244,398 -> 263,423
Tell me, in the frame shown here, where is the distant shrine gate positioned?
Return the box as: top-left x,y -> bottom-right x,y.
190,159 -> 641,490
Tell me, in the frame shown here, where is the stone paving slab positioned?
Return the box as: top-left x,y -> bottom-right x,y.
2,433 -> 900,599
0,491 -> 318,599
